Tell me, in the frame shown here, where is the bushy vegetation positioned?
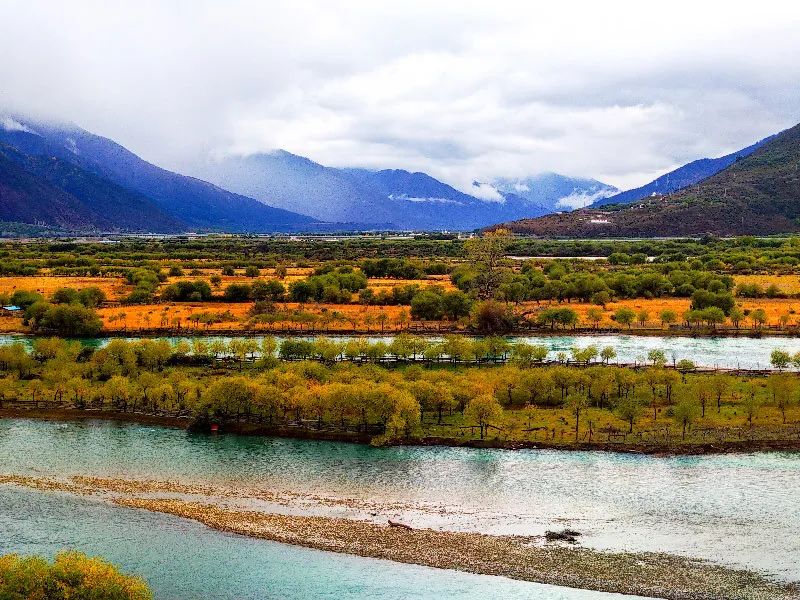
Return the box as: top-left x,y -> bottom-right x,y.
0,551 -> 152,599
1,337 -> 798,446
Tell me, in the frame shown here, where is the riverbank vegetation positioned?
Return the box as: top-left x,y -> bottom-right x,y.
2,337 -> 799,449
0,550 -> 152,599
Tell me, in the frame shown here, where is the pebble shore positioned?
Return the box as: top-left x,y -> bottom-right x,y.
2,474 -> 797,600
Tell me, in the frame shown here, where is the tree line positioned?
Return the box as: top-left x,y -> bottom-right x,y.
1,337 -> 797,444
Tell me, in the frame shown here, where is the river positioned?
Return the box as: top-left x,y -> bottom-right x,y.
0,418 -> 797,599
0,333 -> 798,369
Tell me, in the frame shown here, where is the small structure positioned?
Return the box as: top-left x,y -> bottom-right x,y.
0,305 -> 22,315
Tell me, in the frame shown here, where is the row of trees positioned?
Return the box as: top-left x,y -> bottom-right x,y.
2,337 -> 798,443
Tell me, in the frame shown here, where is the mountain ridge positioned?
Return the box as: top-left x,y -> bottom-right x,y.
0,117 -> 320,233
592,136 -> 774,207
494,122 -> 800,237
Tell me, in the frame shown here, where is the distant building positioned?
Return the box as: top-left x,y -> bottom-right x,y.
0,305 -> 22,315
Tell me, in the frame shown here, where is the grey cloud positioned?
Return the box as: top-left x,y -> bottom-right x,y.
1,0 -> 799,193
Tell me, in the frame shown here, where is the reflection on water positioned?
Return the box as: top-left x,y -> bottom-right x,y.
1,419 -> 798,581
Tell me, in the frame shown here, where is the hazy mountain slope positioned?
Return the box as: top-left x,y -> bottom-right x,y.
195,150 -> 395,224
0,144 -> 183,232
340,167 -> 553,230
593,136 -> 773,207
197,153 -> 613,230
490,174 -> 618,211
0,118 -> 316,232
496,123 -> 800,237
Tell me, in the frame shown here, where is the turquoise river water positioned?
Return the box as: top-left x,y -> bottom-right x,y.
1,418 -> 798,598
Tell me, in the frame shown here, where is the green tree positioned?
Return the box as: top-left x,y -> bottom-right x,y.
463,228 -> 512,299
586,307 -> 603,329
771,349 -> 791,371
750,308 -> 768,329
673,397 -> 700,439
613,307 -> 636,329
659,309 -> 676,328
600,346 -> 617,364
565,393 -> 589,442
465,393 -> 503,439
615,395 -> 644,433
647,349 -> 667,367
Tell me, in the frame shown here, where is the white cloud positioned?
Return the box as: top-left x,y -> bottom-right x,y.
556,189 -> 619,210
0,0 -> 799,192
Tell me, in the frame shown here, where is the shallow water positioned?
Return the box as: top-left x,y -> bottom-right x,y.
0,332 -> 798,369
1,418 -> 798,583
0,486 -> 650,600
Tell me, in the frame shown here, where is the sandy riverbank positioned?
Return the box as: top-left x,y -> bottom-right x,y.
0,474 -> 796,600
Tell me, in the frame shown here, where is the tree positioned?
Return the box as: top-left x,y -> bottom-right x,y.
637,309 -> 649,327
410,290 -> 444,321
710,374 -> 729,413
614,307 -> 636,329
741,384 -> 762,428
729,306 -> 744,329
586,307 -> 603,329
750,308 -> 767,329
471,300 -> 515,334
767,374 -> 795,424
600,346 -> 617,364
0,551 -> 152,599
465,394 -> 502,439
25,302 -> 102,336
659,309 -> 676,328
441,290 -> 472,321
771,349 -> 791,371
647,349 -> 667,367
673,397 -> 700,439
565,393 -> 589,442
463,228 -> 512,299
615,395 -> 644,433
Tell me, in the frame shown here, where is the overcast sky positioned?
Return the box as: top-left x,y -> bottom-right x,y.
2,0 -> 800,193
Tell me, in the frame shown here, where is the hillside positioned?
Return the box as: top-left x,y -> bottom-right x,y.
593,136 -> 772,207
0,117 -> 319,233
497,122 -> 800,237
196,152 -> 615,230
0,145 -> 184,232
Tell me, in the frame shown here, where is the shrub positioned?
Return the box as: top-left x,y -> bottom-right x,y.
472,300 -> 515,334
0,551 -> 152,599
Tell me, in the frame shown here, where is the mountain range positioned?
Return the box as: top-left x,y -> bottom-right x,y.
0,117 -> 318,233
1,113 -> 793,236
192,152 -> 617,230
496,122 -> 800,237
0,115 -> 618,233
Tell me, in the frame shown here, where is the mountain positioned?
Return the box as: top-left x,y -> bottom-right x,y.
0,143 -> 184,232
490,174 -> 618,211
0,116 -> 318,233
195,152 -> 616,230
495,123 -> 800,237
592,136 -> 774,207
193,150 -> 392,224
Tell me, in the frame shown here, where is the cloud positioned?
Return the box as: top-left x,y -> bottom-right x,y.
470,182 -> 505,202
555,189 -> 619,211
1,1 -> 799,192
